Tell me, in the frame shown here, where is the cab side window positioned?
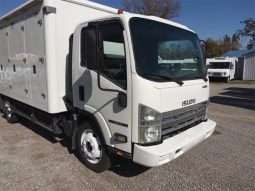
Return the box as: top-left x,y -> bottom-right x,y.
99,22 -> 127,90
80,25 -> 97,70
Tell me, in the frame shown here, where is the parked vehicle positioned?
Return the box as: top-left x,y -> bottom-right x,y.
207,57 -> 237,82
0,0 -> 216,172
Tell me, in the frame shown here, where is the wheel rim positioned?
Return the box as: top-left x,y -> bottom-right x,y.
4,102 -> 12,119
80,130 -> 102,164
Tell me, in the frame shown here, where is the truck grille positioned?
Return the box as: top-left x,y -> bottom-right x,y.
212,72 -> 222,76
161,102 -> 207,138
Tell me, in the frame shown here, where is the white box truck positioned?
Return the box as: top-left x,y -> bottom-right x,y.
0,0 -> 216,172
207,57 -> 238,82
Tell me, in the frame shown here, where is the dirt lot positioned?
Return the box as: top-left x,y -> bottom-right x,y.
0,81 -> 255,191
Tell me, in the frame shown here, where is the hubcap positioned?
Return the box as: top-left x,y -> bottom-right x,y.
81,130 -> 102,164
4,102 -> 12,119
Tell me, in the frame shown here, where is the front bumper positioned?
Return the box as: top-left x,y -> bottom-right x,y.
133,119 -> 216,167
208,76 -> 227,78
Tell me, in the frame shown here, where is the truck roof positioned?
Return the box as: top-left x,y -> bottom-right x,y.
122,13 -> 194,33
0,0 -> 117,20
207,57 -> 238,63
0,0 -> 194,33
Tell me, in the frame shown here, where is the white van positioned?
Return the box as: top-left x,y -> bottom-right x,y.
207,57 -> 237,82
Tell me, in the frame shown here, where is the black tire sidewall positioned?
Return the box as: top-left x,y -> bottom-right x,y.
76,121 -> 111,173
4,101 -> 18,124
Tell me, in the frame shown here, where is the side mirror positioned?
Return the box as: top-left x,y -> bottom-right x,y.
118,92 -> 127,108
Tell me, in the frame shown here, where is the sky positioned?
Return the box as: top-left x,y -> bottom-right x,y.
0,0 -> 254,45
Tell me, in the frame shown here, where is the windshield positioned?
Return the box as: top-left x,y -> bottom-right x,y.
129,18 -> 206,82
209,62 -> 230,69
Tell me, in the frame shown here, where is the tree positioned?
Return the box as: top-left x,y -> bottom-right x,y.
205,34 -> 240,58
205,38 -> 221,58
121,0 -> 181,19
231,34 -> 240,50
222,35 -> 231,52
236,18 -> 255,50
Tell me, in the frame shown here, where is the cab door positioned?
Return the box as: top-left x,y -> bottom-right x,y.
73,19 -> 132,153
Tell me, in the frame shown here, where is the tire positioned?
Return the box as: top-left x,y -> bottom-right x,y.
76,121 -> 111,173
226,76 -> 230,83
4,101 -> 18,124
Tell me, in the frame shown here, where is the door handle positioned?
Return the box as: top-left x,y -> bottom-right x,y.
79,85 -> 85,101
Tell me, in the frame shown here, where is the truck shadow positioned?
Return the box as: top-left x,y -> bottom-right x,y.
210,87 -> 255,110
15,117 -> 150,176
110,157 -> 150,177
209,78 -> 227,83
18,117 -> 57,143
220,87 -> 255,99
17,117 -> 74,153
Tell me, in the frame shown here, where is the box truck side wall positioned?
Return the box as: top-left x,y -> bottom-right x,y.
0,3 -> 47,110
0,0 -> 116,113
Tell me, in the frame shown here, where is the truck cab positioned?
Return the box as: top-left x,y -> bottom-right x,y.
72,13 -> 216,170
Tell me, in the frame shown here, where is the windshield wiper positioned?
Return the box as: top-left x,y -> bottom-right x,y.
182,73 -> 208,82
142,73 -> 184,86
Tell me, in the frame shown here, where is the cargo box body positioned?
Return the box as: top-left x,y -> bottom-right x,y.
0,0 -> 115,113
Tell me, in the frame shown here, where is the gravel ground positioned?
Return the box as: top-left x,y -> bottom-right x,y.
0,81 -> 255,191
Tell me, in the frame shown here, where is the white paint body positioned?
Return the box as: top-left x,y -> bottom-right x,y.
0,0 -> 216,167
207,57 -> 237,81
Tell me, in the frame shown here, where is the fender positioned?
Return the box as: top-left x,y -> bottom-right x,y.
78,104 -> 113,147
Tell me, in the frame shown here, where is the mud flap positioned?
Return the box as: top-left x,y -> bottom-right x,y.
71,113 -> 78,150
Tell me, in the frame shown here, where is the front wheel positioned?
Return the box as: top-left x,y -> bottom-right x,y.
226,76 -> 230,83
76,121 -> 111,173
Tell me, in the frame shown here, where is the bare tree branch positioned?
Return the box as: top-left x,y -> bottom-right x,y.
235,18 -> 255,50
122,0 -> 181,20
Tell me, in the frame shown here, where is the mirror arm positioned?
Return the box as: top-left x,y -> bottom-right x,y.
97,71 -> 122,93
96,46 -> 122,93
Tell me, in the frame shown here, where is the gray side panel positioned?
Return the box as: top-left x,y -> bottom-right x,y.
25,8 -> 47,109
0,2 -> 48,112
0,29 -> 10,95
243,56 -> 255,80
0,30 -> 8,61
9,19 -> 29,101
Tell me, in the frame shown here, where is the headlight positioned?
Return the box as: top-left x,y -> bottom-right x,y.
223,72 -> 227,76
139,105 -> 162,144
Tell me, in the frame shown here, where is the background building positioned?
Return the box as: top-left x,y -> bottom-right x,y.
222,50 -> 255,80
